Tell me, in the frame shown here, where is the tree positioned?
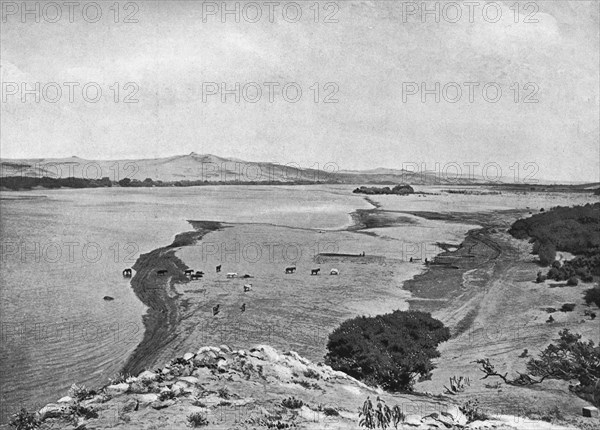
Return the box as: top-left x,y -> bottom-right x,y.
118,178 -> 131,187
538,243 -> 557,266
325,310 -> 450,392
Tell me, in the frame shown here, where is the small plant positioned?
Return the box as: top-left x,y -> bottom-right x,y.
192,397 -> 206,407
443,375 -> 470,394
217,387 -> 230,399
560,303 -> 576,312
459,399 -> 489,423
358,397 -> 404,429
540,405 -> 564,423
303,368 -> 320,379
322,407 -> 339,416
546,315 -> 555,323
68,383 -> 91,401
110,372 -> 131,385
281,396 -> 304,409
68,402 -> 99,422
519,349 -> 529,358
187,412 -> 209,427
8,408 -> 40,430
158,390 -> 176,401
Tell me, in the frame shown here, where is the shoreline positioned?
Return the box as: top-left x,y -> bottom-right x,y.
121,221 -> 225,376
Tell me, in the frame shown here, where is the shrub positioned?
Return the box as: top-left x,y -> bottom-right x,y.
322,407 -> 339,417
538,243 -> 557,266
217,387 -> 230,399
326,310 -> 450,392
560,303 -> 576,312
110,373 -> 131,385
459,399 -> 489,423
158,390 -> 176,401
187,412 -> 208,427
281,396 -> 304,409
303,368 -> 320,379
358,397 -> 404,429
584,285 -> 600,307
68,383 -> 91,401
443,376 -> 470,394
567,276 -> 579,286
546,315 -> 555,323
192,397 -> 206,407
8,408 -> 40,430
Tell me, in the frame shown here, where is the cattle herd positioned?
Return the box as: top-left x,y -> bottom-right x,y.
120,264 -> 340,316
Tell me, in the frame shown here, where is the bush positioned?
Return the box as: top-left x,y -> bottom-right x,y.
68,383 -> 91,401
567,276 -> 579,286
8,408 -> 40,430
560,303 -> 576,312
322,407 -> 339,417
460,399 -> 489,423
187,412 -> 208,427
158,390 -> 176,401
584,285 -> 600,307
281,396 -> 304,409
325,310 -> 450,392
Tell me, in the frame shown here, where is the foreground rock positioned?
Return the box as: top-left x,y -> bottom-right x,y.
30,344 -> 587,429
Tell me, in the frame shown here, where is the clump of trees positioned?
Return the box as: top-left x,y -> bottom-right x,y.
353,185 -> 415,195
509,203 -> 599,284
1,176 -> 112,190
325,310 -> 450,392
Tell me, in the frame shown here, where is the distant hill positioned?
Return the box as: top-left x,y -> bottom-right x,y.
0,153 -> 481,185
1,154 -> 597,187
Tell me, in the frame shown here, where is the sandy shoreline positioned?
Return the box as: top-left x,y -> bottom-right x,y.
122,221 -> 225,376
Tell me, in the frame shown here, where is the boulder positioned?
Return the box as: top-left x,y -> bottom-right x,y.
122,399 -> 139,413
151,399 -> 175,410
220,344 -> 232,353
178,376 -> 199,385
136,393 -> 158,407
183,352 -> 195,361
583,406 -> 598,417
57,396 -> 73,403
197,346 -> 221,355
105,383 -> 129,396
138,370 -> 158,381
404,414 -> 423,427
38,404 -> 65,420
442,406 -> 468,426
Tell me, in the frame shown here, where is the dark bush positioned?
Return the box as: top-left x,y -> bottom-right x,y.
538,243 -> 557,266
325,310 -> 450,392
281,396 -> 304,409
584,285 -> 600,308
8,408 -> 40,430
567,276 -> 579,286
560,303 -> 576,312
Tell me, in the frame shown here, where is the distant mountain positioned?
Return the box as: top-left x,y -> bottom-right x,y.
0,154 -> 591,186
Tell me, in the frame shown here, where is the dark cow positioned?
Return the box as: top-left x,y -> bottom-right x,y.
122,268 -> 132,278
216,265 -> 221,273
240,303 -> 246,312
157,270 -> 168,276
190,273 -> 202,280
285,266 -> 296,274
184,269 -> 194,275
311,268 -> 320,275
212,304 -> 220,316
195,271 -> 204,276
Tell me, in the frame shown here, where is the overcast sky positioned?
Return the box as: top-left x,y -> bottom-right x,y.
1,1 -> 598,182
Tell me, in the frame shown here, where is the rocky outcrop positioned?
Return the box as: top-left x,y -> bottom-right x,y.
29,344 -> 581,429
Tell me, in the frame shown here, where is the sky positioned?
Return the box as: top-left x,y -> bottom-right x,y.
1,0 -> 599,182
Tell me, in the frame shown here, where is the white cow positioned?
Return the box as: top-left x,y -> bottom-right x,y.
226,272 -> 237,278
243,284 -> 252,292
330,268 -> 339,275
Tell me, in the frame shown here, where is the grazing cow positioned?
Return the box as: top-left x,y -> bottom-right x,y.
216,265 -> 221,273
195,271 -> 204,276
243,284 -> 252,292
226,273 -> 237,278
157,269 -> 168,276
241,274 -> 253,279
122,268 -> 132,278
330,268 -> 339,275
311,268 -> 320,275
190,273 -> 201,280
240,303 -> 246,312
103,296 -> 114,301
285,266 -> 296,274
184,269 -> 194,275
212,304 -> 220,316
